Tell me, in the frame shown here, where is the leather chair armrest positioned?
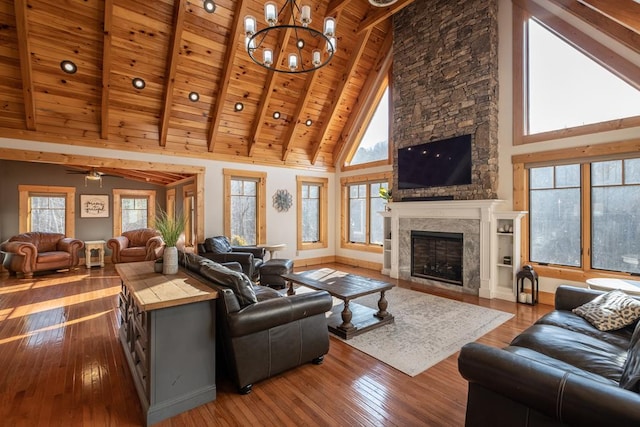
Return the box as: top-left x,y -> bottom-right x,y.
1,241 -> 37,257
227,291 -> 332,337
107,236 -> 129,263
554,285 -> 605,311
57,238 -> 84,252
231,246 -> 265,259
145,236 -> 165,260
197,243 -> 206,255
458,342 -> 640,426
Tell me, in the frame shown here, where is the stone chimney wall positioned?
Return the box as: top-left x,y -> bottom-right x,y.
392,0 -> 499,201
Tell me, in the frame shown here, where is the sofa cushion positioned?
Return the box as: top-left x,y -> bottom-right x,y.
621,321 -> 640,392
204,236 -> 232,254
198,261 -> 257,307
573,290 -> 640,331
536,310 -> 634,350
510,323 -> 627,382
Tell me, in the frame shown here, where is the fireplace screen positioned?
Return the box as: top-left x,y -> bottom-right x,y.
411,230 -> 463,285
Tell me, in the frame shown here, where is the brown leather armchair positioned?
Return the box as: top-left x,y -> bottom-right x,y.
1,232 -> 84,278
107,228 -> 164,264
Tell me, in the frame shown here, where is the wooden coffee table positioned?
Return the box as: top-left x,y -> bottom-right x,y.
282,269 -> 395,339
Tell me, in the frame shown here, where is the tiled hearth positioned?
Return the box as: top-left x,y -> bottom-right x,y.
387,199 -> 504,298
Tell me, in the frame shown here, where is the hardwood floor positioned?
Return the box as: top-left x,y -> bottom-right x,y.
0,264 -> 553,426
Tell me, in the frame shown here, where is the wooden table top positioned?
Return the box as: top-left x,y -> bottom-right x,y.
116,261 -> 217,312
283,268 -> 394,299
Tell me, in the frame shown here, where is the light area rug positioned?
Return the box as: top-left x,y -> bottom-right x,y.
304,285 -> 513,377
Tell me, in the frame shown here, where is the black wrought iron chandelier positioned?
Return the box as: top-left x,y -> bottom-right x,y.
244,1 -> 336,73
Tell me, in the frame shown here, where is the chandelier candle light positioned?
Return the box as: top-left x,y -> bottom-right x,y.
244,1 -> 336,73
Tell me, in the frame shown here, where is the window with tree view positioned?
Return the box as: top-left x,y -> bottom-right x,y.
591,159 -> 640,274
230,178 -> 257,246
348,86 -> 389,166
121,197 -> 148,232
302,184 -> 320,243
30,195 -> 66,233
347,180 -> 388,246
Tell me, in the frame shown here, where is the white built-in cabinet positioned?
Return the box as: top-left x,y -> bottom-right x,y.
381,211 -> 392,275
492,212 -> 526,301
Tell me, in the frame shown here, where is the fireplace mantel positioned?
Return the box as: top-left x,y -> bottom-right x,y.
383,199 -> 523,300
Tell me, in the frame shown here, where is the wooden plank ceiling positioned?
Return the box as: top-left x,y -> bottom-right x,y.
0,0 -> 413,181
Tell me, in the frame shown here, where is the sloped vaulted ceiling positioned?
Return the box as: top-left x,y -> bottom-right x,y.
0,0 -> 414,173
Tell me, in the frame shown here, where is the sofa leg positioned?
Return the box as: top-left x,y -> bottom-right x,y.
312,356 -> 325,365
239,384 -> 252,395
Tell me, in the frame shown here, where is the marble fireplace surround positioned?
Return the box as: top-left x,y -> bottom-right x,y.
388,200 -> 503,297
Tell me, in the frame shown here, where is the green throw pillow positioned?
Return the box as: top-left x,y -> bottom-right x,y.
573,290 -> 640,332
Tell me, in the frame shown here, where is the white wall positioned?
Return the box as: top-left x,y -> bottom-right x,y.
0,137 -> 335,263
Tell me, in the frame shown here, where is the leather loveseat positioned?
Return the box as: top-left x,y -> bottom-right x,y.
198,236 -> 265,281
1,232 -> 84,278
178,251 -> 332,394
107,228 -> 164,264
458,285 -> 640,427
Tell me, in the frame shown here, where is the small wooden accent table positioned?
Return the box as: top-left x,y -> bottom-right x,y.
116,261 -> 218,426
84,240 -> 106,268
282,268 -> 395,339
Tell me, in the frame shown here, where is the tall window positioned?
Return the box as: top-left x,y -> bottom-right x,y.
513,4 -> 640,144
223,169 -> 266,246
517,151 -> 640,280
529,165 -> 581,267
18,185 -> 76,235
341,172 -> 390,251
297,176 -> 328,250
112,189 -> 156,236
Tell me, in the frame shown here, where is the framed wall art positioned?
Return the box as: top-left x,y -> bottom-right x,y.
80,194 -> 109,218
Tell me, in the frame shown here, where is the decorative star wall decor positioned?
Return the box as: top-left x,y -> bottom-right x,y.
273,189 -> 293,212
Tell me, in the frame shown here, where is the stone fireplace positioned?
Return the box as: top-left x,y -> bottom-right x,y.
387,199 -> 503,297
411,231 -> 463,285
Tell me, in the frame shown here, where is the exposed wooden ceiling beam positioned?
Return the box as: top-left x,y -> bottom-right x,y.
281,70 -> 320,161
247,10 -> 293,157
551,0 -> 640,54
578,0 -> 640,34
326,0 -> 351,16
310,27 -> 373,164
159,0 -> 187,147
101,0 -> 113,140
14,0 -> 36,131
357,0 -> 415,33
334,30 -> 393,166
207,0 -> 248,152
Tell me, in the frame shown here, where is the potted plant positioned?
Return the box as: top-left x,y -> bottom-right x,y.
153,208 -> 186,275
379,187 -> 392,210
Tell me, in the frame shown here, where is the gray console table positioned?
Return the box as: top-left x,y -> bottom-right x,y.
116,261 -> 218,426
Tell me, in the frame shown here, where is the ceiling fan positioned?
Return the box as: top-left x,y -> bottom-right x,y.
65,167 -> 121,187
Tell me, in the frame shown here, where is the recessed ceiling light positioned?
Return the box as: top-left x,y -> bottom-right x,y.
234,102 -> 244,112
273,111 -> 281,119
132,77 -> 146,89
305,119 -> 313,126
188,91 -> 199,102
60,60 -> 77,74
297,39 -> 304,49
203,0 -> 216,13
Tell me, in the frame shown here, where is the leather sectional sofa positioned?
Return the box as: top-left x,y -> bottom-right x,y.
178,251 -> 332,394
458,285 -> 640,426
198,236 -> 265,281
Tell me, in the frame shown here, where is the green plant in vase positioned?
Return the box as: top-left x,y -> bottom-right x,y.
153,208 -> 186,275
379,187 -> 392,210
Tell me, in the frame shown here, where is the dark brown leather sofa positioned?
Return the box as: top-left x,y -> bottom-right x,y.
107,228 -> 164,263
179,251 -> 332,394
458,285 -> 640,427
1,232 -> 84,278
198,236 -> 265,281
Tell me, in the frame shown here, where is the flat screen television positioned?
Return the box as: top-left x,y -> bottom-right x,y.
398,134 -> 472,190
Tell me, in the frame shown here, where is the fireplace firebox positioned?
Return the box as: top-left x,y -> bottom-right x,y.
411,230 -> 463,285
